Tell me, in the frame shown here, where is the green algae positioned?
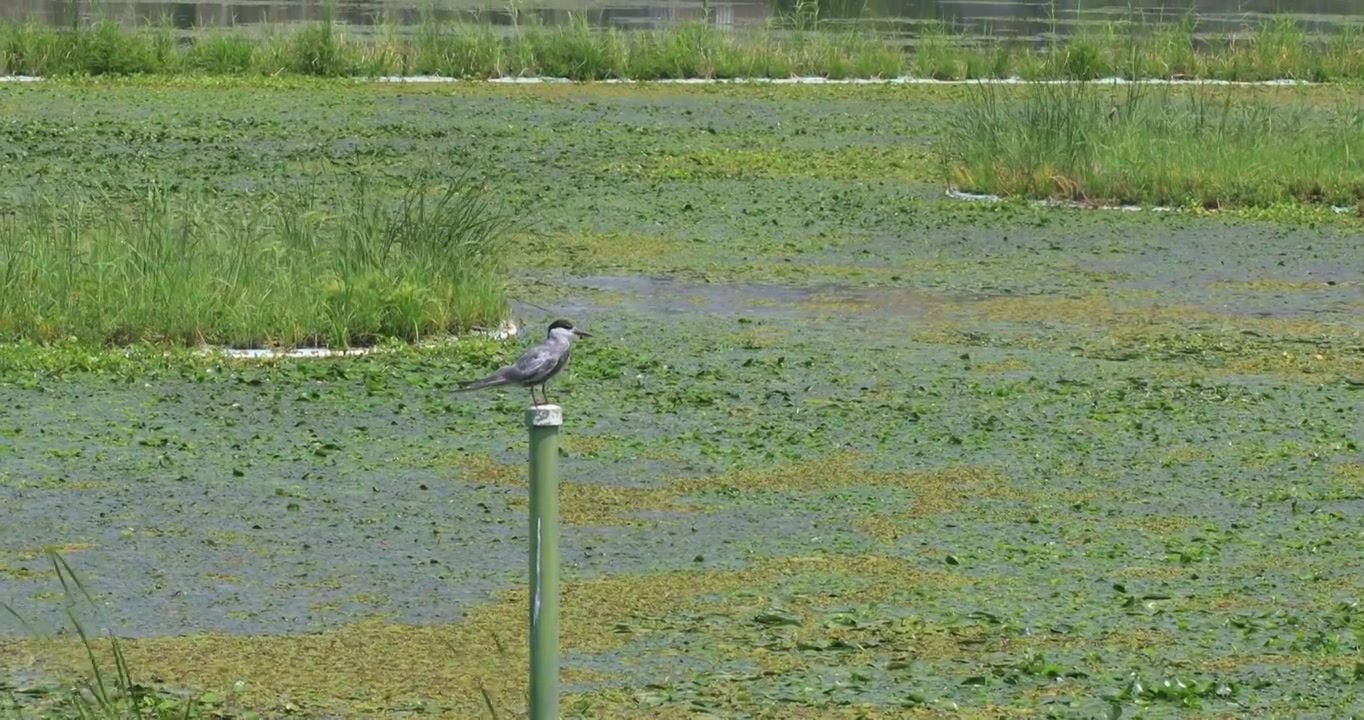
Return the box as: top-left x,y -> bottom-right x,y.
456,452 -> 1011,528
15,553 -> 959,716
624,145 -> 936,184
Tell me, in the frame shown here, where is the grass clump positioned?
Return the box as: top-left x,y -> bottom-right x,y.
0,174 -> 514,349
941,82 -> 1364,208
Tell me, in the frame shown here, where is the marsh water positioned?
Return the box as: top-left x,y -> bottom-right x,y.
5,0 -> 1362,38
4,64 -> 1364,715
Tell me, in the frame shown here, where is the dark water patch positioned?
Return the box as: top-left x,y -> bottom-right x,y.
0,468 -> 525,638
565,274 -> 815,317
565,506 -> 866,579
560,273 -> 996,320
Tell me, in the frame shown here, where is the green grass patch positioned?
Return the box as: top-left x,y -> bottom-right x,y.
942,81 -> 1364,208
0,175 -> 514,349
2,13 -> 1364,81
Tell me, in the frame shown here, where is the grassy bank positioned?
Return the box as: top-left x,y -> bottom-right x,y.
3,14 -> 1364,81
943,82 -> 1364,208
0,176 -> 513,349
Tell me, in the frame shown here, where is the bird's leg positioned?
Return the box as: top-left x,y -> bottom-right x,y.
529,385 -> 539,406
542,385 -> 551,405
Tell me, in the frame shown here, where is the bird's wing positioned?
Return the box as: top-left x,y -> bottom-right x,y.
457,341 -> 561,392
503,343 -> 560,382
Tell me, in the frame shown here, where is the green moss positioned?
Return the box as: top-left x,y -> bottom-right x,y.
513,232 -> 703,273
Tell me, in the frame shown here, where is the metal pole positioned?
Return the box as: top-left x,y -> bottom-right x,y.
526,403 -> 561,720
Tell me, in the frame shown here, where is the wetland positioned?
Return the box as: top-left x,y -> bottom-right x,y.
1,77 -> 1364,717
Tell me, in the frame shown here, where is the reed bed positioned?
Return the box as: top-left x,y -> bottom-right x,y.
0,17 -> 902,79
0,175 -> 514,349
942,81 -> 1364,208
913,16 -> 1364,82
2,13 -> 1362,81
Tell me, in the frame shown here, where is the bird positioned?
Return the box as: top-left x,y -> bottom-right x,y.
456,319 -> 592,406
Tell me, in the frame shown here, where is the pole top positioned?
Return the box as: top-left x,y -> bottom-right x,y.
526,404 -> 563,428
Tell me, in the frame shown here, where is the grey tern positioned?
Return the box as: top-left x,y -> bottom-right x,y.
457,319 -> 592,406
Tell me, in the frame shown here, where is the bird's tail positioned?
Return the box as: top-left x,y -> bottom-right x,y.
457,375 -> 509,392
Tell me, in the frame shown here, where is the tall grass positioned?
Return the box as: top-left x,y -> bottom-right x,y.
0,17 -> 904,79
2,13 -> 1361,80
0,174 -> 514,349
2,550 -> 199,718
905,15 -> 1364,82
941,82 -> 1364,208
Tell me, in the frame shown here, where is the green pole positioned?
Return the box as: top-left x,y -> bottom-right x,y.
526,403 -> 561,720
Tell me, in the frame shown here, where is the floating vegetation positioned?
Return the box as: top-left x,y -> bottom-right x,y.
3,74 -> 1364,718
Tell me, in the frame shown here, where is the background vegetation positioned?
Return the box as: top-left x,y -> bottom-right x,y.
2,12 -> 1363,80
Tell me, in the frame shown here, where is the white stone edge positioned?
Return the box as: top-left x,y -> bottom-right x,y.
195,319 -> 519,360
945,189 -> 1355,215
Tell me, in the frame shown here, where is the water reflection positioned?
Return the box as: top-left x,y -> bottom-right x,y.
3,0 -> 1359,37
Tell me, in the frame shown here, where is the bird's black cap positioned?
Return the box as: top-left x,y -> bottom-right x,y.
548,319 -> 575,332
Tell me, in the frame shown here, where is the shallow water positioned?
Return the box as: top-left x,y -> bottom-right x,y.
6,220 -> 1364,713
5,0 -> 1361,40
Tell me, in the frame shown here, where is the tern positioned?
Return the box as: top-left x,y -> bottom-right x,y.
457,319 -> 592,406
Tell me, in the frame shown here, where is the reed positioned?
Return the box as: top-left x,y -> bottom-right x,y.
942,81 -> 1364,208
2,12 -> 1359,81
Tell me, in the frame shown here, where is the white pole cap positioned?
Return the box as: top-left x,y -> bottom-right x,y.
526,404 -> 563,427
